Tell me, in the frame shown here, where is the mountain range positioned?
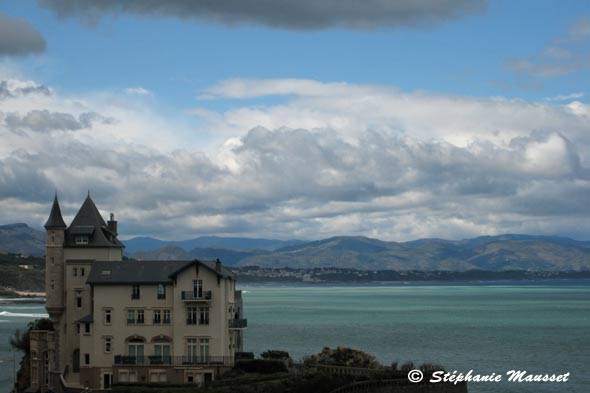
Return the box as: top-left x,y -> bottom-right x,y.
1,223 -> 590,271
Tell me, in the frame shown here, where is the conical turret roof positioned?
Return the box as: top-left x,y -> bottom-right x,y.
44,194 -> 66,229
65,194 -> 123,248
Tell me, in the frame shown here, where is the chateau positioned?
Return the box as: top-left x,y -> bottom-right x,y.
29,195 -> 246,391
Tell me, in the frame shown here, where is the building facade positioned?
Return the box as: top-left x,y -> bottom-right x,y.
29,195 -> 246,392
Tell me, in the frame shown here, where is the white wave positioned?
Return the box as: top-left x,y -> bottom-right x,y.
0,297 -> 45,301
0,311 -> 49,318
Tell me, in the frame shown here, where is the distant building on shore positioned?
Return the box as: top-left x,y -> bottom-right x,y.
29,194 -> 246,391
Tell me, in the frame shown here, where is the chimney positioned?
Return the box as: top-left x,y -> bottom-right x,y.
215,258 -> 222,272
107,213 -> 118,236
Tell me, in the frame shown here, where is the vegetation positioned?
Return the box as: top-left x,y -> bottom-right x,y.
10,318 -> 54,393
110,347 -> 452,393
10,318 -> 54,353
303,346 -> 381,369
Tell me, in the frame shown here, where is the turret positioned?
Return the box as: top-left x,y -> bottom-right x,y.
44,194 -> 66,317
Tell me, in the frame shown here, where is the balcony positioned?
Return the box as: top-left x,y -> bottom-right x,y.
228,318 -> 247,329
181,290 -> 212,302
113,355 -> 233,366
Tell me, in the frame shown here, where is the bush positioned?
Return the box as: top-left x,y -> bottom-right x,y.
261,350 -> 291,360
400,361 -> 415,373
235,359 -> 289,374
303,347 -> 381,369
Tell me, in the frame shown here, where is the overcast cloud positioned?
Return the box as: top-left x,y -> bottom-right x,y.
37,0 -> 486,30
0,13 -> 46,56
1,75 -> 589,241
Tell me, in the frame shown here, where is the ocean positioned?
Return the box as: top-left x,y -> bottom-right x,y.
1,281 -> 589,393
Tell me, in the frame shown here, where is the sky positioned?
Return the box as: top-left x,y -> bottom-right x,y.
0,0 -> 589,241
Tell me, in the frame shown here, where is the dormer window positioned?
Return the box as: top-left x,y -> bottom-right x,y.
75,235 -> 89,245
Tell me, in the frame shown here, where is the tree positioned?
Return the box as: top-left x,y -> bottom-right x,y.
10,318 -> 53,354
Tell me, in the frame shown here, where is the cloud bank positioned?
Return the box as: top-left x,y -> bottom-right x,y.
1,76 -> 589,241
37,0 -> 486,30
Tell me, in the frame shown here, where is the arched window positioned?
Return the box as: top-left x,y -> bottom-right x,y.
151,336 -> 172,364
127,338 -> 145,363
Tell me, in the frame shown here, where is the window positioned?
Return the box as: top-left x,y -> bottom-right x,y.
199,338 -> 209,358
104,309 -> 112,324
51,257 -> 54,265
157,284 -> 166,299
131,285 -> 140,299
84,353 -> 90,366
104,337 -> 112,353
129,371 -> 137,383
199,307 -> 209,325
75,290 -> 82,308
119,370 -> 128,383
153,342 -> 171,363
187,307 -> 197,325
44,352 -> 49,385
76,324 -> 80,334
193,280 -> 203,298
127,340 -> 144,361
73,267 -> 78,276
153,310 -> 161,324
127,309 -> 144,324
81,267 -> 85,276
187,338 -> 197,358
84,323 -> 90,334
127,310 -> 136,324
163,310 -> 171,324
150,371 -> 167,383
101,269 -> 111,276
75,235 -> 89,245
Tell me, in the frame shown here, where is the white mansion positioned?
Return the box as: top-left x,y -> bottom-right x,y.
29,195 -> 246,391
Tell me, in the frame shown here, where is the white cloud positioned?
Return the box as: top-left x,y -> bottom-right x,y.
2,75 -> 590,241
124,86 -> 153,96
545,92 -> 585,102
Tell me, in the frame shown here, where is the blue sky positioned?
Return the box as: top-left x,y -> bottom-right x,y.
3,0 -> 588,107
0,0 -> 589,241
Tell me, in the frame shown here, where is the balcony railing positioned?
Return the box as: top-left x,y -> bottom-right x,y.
228,318 -> 247,329
181,291 -> 212,301
113,355 -> 233,366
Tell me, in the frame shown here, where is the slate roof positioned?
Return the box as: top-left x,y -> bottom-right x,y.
86,259 -> 235,285
77,314 -> 94,323
64,195 -> 124,248
44,194 -> 66,229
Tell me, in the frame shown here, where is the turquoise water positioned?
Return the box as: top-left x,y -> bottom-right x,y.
1,281 -> 589,393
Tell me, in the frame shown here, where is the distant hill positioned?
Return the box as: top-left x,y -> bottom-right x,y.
233,235 -> 590,271
0,223 -> 44,256
123,236 -> 304,254
1,222 -> 589,272
129,245 -> 265,265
